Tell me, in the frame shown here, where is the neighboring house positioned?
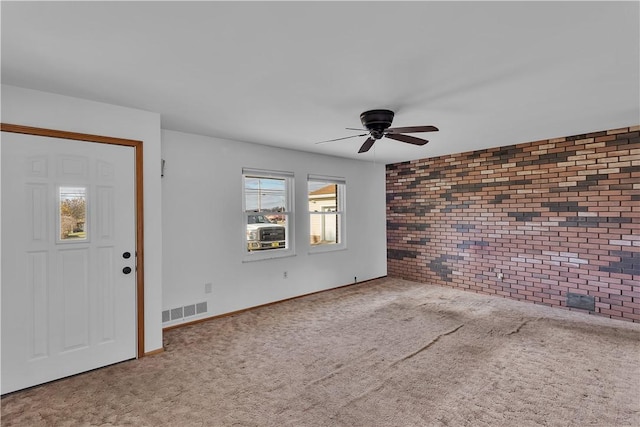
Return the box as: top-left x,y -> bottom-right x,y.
309,184 -> 338,245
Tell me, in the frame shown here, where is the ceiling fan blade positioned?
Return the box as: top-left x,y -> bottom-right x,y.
385,133 -> 429,146
315,133 -> 369,144
358,137 -> 376,153
386,125 -> 439,134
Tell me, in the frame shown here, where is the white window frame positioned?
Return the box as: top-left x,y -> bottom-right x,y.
242,168 -> 295,262
308,174 -> 346,253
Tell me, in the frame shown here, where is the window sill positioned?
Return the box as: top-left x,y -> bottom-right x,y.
242,250 -> 296,263
308,245 -> 347,255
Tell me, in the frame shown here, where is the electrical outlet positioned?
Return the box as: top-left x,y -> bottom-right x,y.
204,283 -> 212,294
283,271 -> 288,279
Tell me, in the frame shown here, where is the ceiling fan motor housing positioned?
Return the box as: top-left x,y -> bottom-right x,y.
360,109 -> 394,139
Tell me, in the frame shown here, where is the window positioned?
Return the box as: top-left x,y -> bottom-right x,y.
59,186 -> 88,242
308,175 -> 345,251
243,168 -> 294,259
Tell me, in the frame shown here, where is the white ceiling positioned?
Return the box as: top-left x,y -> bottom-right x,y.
2,1 -> 639,164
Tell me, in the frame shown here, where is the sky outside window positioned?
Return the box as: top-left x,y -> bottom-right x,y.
244,177 -> 286,212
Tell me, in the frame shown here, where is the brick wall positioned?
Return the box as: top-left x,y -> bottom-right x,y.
386,125 -> 640,322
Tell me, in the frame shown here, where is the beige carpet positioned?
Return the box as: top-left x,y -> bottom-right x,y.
2,277 -> 639,426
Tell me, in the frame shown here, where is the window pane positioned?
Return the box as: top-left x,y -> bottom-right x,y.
310,213 -> 339,245
308,182 -> 337,212
60,186 -> 87,240
244,176 -> 287,212
243,171 -> 292,256
309,181 -> 341,247
246,214 -> 287,251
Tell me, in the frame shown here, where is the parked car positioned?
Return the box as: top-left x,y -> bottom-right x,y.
246,214 -> 286,251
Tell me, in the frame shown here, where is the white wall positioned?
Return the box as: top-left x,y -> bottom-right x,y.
1,85 -> 387,339
161,129 -> 387,326
1,84 -> 163,353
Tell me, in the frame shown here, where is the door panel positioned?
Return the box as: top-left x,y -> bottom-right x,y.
59,247 -> 90,351
1,132 -> 137,394
27,251 -> 49,360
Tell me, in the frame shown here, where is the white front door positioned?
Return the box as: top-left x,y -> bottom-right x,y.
1,131 -> 137,394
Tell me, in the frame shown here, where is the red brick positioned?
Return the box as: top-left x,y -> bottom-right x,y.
387,124 -> 640,323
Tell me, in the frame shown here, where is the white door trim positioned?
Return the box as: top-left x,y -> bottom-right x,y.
1,123 -> 145,359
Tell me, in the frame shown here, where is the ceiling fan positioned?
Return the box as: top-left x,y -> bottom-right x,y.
317,109 -> 439,153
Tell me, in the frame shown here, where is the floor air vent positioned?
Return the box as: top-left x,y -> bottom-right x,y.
162,301 -> 208,323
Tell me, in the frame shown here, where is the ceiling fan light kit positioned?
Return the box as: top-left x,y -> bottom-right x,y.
317,109 -> 439,154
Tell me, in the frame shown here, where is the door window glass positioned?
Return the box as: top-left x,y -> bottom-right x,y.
59,186 -> 87,241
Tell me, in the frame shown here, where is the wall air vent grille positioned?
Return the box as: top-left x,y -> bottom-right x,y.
566,293 -> 595,311
170,307 -> 183,321
162,302 -> 208,323
184,304 -> 196,317
196,302 -> 207,314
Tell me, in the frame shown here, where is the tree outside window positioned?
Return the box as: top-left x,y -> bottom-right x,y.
59,187 -> 87,240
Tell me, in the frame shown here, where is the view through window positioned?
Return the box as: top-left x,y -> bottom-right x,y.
308,176 -> 345,249
243,170 -> 292,255
59,186 -> 87,241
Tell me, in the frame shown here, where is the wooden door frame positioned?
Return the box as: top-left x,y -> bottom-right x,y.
1,123 -> 145,359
